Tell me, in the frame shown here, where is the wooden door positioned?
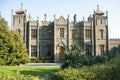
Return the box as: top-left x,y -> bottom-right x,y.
58,47 -> 65,61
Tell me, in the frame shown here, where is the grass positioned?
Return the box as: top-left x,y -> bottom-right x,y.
0,66 -> 60,79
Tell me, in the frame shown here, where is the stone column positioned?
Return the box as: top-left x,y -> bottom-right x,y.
106,11 -> 109,54
54,18 -> 57,62
29,22 -> 31,57
93,11 -> 96,56
37,17 -> 39,58
67,14 -> 69,49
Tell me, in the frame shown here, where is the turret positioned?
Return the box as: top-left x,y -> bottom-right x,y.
73,14 -> 77,24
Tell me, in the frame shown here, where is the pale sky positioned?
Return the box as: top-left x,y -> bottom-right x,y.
0,0 -> 120,38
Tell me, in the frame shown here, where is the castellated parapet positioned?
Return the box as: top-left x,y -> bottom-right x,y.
109,39 -> 120,50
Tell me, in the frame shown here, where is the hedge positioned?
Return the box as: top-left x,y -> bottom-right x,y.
0,73 -> 39,80
50,55 -> 120,80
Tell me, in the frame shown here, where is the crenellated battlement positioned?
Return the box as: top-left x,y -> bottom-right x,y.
109,38 -> 120,41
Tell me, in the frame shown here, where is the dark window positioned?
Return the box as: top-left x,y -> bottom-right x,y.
47,45 -> 51,57
85,29 -> 91,39
100,45 -> 104,54
100,29 -> 103,39
31,29 -> 37,38
19,19 -> 20,24
101,20 -> 102,24
31,45 -> 37,57
60,28 -> 64,38
86,45 -> 92,55
72,29 -> 75,39
47,29 -> 51,39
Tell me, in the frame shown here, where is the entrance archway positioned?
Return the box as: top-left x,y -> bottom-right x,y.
58,47 -> 65,61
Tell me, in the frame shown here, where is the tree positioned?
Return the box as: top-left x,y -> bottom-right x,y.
0,15 -> 30,65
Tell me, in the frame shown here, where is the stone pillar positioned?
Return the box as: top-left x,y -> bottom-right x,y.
37,17 -> 39,58
54,18 -> 57,62
54,18 -> 59,62
67,14 -> 69,49
93,11 -> 96,56
106,11 -> 109,54
28,22 -> 31,57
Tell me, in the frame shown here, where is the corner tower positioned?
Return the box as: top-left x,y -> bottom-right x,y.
12,3 -> 27,43
93,5 -> 109,55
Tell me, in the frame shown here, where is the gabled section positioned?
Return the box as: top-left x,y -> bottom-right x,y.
55,16 -> 67,25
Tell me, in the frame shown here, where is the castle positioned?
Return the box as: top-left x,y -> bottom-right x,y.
12,4 -> 120,62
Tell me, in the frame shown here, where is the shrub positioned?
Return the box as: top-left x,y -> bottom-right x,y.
51,55 -> 120,80
30,58 -> 38,63
50,67 -> 94,80
30,58 -> 54,63
0,73 -> 39,80
61,43 -> 109,69
92,55 -> 109,64
61,44 -> 85,69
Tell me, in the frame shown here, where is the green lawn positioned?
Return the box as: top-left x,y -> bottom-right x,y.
0,66 -> 60,79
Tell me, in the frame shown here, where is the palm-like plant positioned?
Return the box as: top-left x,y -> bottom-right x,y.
61,43 -> 85,69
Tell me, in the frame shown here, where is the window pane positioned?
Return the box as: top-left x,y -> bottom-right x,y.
100,29 -> 103,39
86,45 -> 92,55
31,45 -> 37,57
85,29 -> 91,39
60,28 -> 64,38
31,29 -> 37,38
72,29 -> 75,39
100,45 -> 104,54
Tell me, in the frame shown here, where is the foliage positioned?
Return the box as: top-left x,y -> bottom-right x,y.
61,43 -> 108,69
61,43 -> 85,69
92,55 -> 109,64
50,55 -> 120,80
0,72 -> 39,80
0,15 -> 30,65
50,67 -> 95,80
30,58 -> 54,63
107,45 -> 120,59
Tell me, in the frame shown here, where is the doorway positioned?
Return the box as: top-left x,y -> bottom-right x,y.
58,47 -> 65,61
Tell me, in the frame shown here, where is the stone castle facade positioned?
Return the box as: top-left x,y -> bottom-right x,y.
12,4 -> 120,62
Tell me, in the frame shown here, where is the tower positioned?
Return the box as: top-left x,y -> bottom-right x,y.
12,3 -> 27,43
93,5 -> 108,55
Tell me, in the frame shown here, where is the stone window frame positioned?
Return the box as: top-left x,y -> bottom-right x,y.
60,28 -> 64,38
99,45 -> 104,54
31,45 -> 37,57
100,29 -> 104,39
85,45 -> 92,55
72,29 -> 76,40
85,29 -> 91,39
31,29 -> 37,39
